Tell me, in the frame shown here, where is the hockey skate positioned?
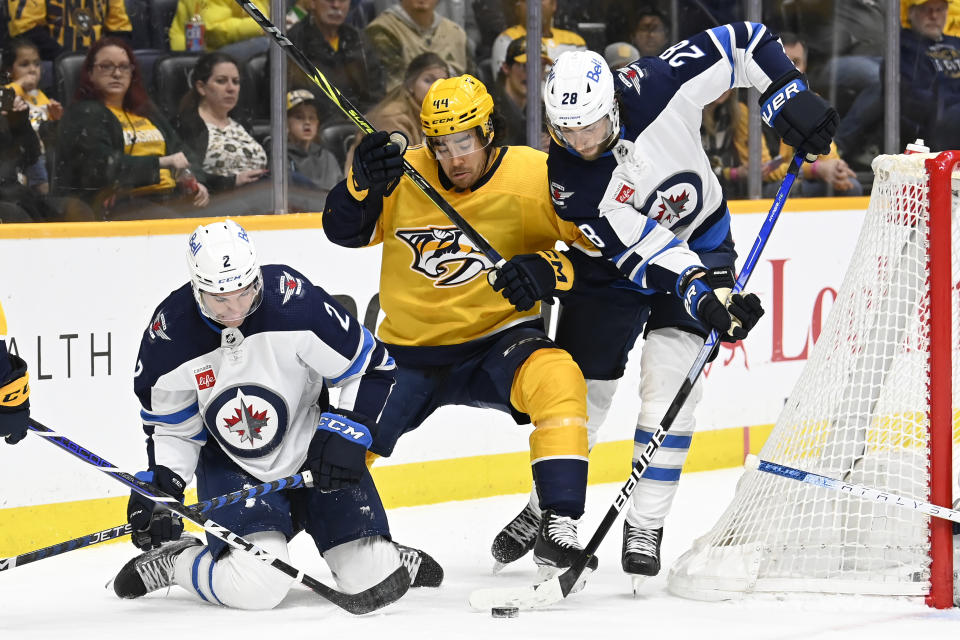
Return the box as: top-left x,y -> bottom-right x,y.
396,543 -> 444,588
532,510 -> 598,593
490,502 -> 541,573
622,521 -> 662,595
112,536 -> 203,599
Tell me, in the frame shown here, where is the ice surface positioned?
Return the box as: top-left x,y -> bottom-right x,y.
1,468 -> 956,639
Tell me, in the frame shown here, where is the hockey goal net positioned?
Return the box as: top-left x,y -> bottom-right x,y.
668,151 -> 960,607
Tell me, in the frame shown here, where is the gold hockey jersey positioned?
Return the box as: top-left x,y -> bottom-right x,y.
365,145 -> 587,348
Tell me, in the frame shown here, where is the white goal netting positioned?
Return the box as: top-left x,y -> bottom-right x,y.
668,153 -> 960,601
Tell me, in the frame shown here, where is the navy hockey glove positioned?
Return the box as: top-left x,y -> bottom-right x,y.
305,410 -> 374,490
0,353 -> 30,444
488,250 -> 575,312
127,465 -> 186,551
760,71 -> 838,159
680,267 -> 765,343
351,131 -> 406,197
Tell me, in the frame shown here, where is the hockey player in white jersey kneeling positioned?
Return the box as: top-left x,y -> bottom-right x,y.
111,219 -> 438,609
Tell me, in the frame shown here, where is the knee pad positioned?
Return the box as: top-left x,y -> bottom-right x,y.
176,530 -> 294,609
585,378 -> 619,449
636,328 -> 704,431
323,535 -> 401,594
529,416 -> 588,464
510,348 -> 587,425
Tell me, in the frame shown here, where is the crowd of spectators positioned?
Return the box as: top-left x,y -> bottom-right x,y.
1,0 -> 958,222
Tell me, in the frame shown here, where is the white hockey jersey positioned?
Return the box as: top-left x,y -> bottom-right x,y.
134,264 -> 395,483
547,22 -> 797,295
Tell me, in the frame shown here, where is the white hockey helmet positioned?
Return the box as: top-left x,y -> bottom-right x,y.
186,219 -> 263,324
544,50 -> 620,157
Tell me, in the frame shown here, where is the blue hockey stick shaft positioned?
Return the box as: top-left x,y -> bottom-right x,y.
0,473 -> 310,571
750,457 -> 960,524
23,419 -> 409,614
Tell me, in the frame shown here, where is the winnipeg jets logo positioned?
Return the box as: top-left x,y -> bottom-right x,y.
148,311 -> 171,341
396,226 -> 493,287
550,181 -> 574,208
279,270 -> 304,305
639,172 -> 702,231
205,385 -> 289,458
653,189 -> 691,224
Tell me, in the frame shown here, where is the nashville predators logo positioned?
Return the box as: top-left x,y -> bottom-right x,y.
396,226 -> 494,287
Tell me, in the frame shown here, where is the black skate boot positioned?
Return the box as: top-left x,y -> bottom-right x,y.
622,521 -> 662,595
532,510 -> 598,588
112,536 -> 203,599
396,543 -> 444,588
490,502 -> 541,572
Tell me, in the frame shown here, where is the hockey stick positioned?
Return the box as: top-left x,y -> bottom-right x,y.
469,153 -> 806,611
25,419 -> 409,615
0,472 -> 311,572
747,455 -> 960,524
233,0 -> 505,266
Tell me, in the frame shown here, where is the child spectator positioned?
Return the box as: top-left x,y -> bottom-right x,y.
2,36 -> 61,194
287,89 -> 344,211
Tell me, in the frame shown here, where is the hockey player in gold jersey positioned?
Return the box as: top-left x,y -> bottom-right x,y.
323,74 -> 598,578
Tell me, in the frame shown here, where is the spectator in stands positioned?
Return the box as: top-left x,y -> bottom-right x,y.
701,89 -> 752,200
288,0 -> 385,113
0,91 -> 44,221
174,52 -> 268,195
366,0 -> 472,91
491,36 -> 550,148
168,0 -> 269,62
764,32 -> 861,197
835,0 -> 960,158
287,89 -> 343,210
628,6 -> 669,57
345,51 -> 449,167
783,0 -> 885,118
55,38 -> 210,220
490,0 -> 585,73
2,36 -> 61,195
603,42 -> 639,70
7,0 -> 132,61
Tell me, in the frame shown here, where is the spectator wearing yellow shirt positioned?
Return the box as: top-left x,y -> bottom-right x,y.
6,0 -> 132,60
490,0 -> 585,74
169,0 -> 270,62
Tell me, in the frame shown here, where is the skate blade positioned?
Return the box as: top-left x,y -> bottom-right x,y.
492,561 -> 508,575
630,574 -> 648,597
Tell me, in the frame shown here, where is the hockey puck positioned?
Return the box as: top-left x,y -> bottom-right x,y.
491,606 -> 519,618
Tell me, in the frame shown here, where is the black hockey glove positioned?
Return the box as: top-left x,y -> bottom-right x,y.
0,353 -> 30,444
760,71 -> 838,159
305,410 -> 374,490
127,465 -> 186,551
488,250 -> 575,312
351,131 -> 406,197
680,267 -> 765,343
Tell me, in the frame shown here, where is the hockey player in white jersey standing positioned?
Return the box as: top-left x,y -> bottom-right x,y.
490,23 -> 838,589
110,219 -> 440,609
